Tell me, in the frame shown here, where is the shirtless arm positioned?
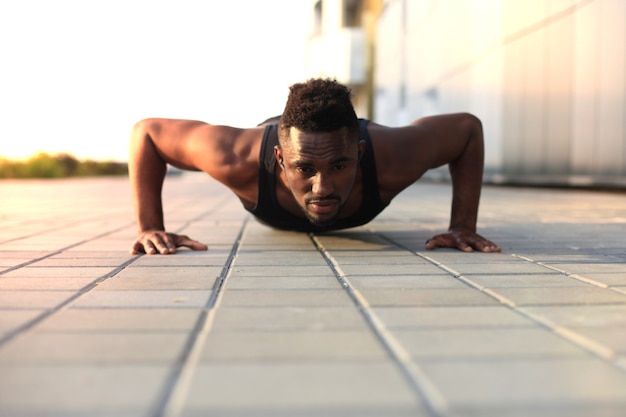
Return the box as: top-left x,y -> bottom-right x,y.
128,118 -> 208,254
419,114 -> 500,252
373,113 -> 500,252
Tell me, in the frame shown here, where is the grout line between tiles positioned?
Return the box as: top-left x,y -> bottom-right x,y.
0,210 -> 131,246
411,251 -> 626,373
370,229 -> 626,373
0,223 -> 135,276
153,216 -> 249,417
310,234 -> 449,417
512,254 -> 626,296
0,255 -> 140,346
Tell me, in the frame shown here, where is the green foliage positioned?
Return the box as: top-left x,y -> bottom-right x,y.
0,153 -> 127,179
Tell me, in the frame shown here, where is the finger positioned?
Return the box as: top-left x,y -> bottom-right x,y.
467,234 -> 501,253
475,240 -> 501,253
130,241 -> 144,255
177,236 -> 208,251
425,235 -> 455,250
143,240 -> 158,255
455,239 -> 474,252
153,233 -> 177,254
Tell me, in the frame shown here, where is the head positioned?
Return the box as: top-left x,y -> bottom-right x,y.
274,78 -> 364,227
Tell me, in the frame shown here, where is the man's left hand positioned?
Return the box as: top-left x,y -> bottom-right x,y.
426,227 -> 501,252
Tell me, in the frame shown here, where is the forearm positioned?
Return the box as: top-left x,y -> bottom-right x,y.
448,117 -> 485,232
129,120 -> 168,233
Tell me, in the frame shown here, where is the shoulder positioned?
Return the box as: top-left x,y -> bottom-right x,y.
367,113 -> 483,200
194,123 -> 265,193
137,117 -> 264,188
365,121 -> 431,201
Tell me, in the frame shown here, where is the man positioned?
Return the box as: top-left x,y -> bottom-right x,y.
129,78 -> 500,255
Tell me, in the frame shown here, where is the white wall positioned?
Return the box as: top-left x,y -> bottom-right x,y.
374,0 -> 626,185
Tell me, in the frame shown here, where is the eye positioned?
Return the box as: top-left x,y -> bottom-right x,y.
332,164 -> 348,172
296,166 -> 315,176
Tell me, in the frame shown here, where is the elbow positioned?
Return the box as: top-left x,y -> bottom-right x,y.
129,119 -> 163,154
459,113 -> 483,134
459,113 -> 484,151
130,118 -> 160,142
128,119 -> 164,165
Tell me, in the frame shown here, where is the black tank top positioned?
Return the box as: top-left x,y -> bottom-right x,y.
245,119 -> 388,232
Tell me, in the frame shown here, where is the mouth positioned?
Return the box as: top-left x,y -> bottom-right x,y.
307,198 -> 340,215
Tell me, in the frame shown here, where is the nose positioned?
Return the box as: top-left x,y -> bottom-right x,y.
312,172 -> 334,197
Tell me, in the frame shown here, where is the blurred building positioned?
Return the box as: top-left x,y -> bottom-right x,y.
305,0 -> 626,187
305,0 -> 383,119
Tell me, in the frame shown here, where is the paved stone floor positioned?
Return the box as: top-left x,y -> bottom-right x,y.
1,172 -> 625,417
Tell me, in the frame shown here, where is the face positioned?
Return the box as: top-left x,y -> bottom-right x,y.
275,127 -> 363,227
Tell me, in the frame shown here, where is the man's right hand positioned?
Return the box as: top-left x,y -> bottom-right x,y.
130,230 -> 208,255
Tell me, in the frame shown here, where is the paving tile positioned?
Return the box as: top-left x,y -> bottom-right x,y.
3,175 -> 626,417
493,287 -> 626,306
130,250 -> 231,266
612,286 -> 626,295
34,308 -> 201,332
569,327 -> 626,353
438,262 -> 556,275
421,358 -> 626,408
0,309 -> 45,335
521,254 -> 624,263
339,263 -> 447,275
240,228 -> 314,250
0,266 -> 114,278
229,265 -> 335,277
393,328 -> 586,359
328,250 -> 421,261
349,275 -> 471,289
71,290 -> 211,308
226,275 -> 341,290
0,332 -> 188,364
568,273 -> 626,286
545,263 -> 626,274
465,273 -> 590,288
32,256 -> 135,267
182,405 -> 429,417
200,330 -> 387,361
522,305 -> 626,327
234,250 -> 327,266
114,266 -> 221,279
446,403 -> 626,417
373,306 -> 534,328
183,362 -> 421,409
313,234 -> 397,251
0,276 -> 97,290
211,307 -> 368,331
0,364 -> 169,415
0,291 -> 76,309
360,288 -> 498,306
219,289 -> 353,307
417,252 -> 526,264
0,251 -> 51,265
96,267 -> 221,290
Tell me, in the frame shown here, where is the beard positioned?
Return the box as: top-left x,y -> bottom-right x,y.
302,196 -> 344,227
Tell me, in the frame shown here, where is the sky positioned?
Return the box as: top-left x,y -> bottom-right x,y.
0,0 -> 311,161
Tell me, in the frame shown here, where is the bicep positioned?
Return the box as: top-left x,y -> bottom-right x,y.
373,113 -> 479,196
141,118 -> 211,171
408,113 -> 482,168
144,118 -> 259,188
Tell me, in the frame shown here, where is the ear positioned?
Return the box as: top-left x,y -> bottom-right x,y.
357,140 -> 366,161
274,145 -> 284,168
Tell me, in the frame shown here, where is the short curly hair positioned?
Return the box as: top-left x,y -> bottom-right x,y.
278,78 -> 359,143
